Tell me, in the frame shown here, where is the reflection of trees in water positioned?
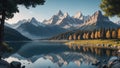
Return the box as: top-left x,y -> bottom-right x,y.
67,44 -> 117,57
67,44 -> 72,49
73,46 -> 77,50
106,49 -> 111,56
90,47 -> 94,53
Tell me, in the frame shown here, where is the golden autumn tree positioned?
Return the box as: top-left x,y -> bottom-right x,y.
117,28 -> 120,39
83,33 -> 86,40
95,31 -> 98,39
77,35 -> 81,40
73,34 -> 77,40
97,30 -> 101,39
112,29 -> 117,39
106,29 -> 111,39
86,32 -> 91,39
69,35 -> 73,40
91,32 -> 95,39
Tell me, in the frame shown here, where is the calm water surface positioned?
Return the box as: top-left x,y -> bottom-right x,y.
4,41 -> 117,68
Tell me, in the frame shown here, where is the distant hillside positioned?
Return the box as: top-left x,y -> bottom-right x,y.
4,26 -> 30,41
14,18 -> 67,39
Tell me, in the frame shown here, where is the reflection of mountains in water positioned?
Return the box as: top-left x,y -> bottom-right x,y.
43,52 -> 97,67
16,41 -> 70,58
6,42 -> 118,67
7,41 -> 117,67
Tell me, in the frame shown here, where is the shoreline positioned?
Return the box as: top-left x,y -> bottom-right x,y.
65,39 -> 120,50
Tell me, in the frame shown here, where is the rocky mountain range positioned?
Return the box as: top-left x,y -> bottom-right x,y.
43,10 -> 89,29
79,10 -> 119,31
5,10 -> 120,40
8,17 -> 67,39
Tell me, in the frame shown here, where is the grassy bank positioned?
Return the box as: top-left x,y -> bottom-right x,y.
66,39 -> 120,48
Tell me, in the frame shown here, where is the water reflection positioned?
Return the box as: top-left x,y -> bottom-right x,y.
4,41 -> 118,68
67,44 -> 118,57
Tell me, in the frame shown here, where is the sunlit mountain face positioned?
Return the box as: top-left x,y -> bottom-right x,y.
4,41 -> 117,68
5,10 -> 119,40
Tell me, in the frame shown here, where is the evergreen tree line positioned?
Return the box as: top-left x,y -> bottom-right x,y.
68,28 -> 120,40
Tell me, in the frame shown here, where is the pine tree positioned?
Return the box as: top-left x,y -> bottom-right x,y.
101,28 -> 106,39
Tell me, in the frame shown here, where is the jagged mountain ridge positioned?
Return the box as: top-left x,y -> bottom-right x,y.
79,10 -> 119,31
43,10 -> 89,29
50,10 -> 120,40
6,10 -> 120,40
14,18 -> 67,39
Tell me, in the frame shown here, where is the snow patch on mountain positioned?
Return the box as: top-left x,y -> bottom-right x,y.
43,10 -> 89,29
116,20 -> 120,25
73,11 -> 83,20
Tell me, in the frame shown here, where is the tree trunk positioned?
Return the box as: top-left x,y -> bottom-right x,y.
0,10 -> 5,44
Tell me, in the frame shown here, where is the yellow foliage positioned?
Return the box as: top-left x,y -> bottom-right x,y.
106,30 -> 111,39
91,32 -> 95,39
78,35 -> 81,40
112,30 -> 117,39
69,35 -> 73,40
118,28 -> 120,39
73,34 -> 77,40
95,31 -> 98,39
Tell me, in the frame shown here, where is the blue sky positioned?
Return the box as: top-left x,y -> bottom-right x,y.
7,0 -> 119,24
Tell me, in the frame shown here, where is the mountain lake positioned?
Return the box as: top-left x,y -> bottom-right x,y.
2,41 -> 118,68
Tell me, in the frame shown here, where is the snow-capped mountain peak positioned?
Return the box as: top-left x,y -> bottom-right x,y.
43,10 -> 88,29
30,17 -> 38,22
73,11 -> 83,20
116,20 -> 120,25
56,10 -> 64,16
29,17 -> 45,27
64,12 -> 70,18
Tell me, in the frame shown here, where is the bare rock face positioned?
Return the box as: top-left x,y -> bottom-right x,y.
83,10 -> 110,25
80,10 -> 119,31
